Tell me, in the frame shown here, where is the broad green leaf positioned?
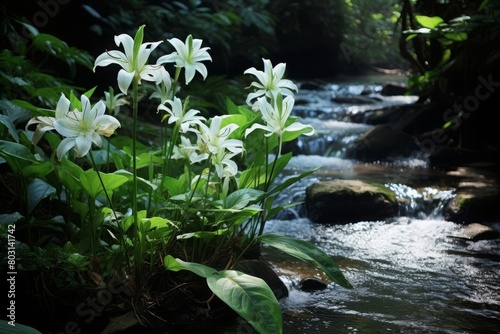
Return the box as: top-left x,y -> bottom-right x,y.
162,176 -> 186,196
70,199 -> 88,220
0,212 -> 24,224
207,270 -> 282,334
0,114 -> 20,142
0,140 -> 37,174
415,15 -> 443,29
176,229 -> 227,241
257,233 -> 353,289
27,178 -> 56,213
443,32 -> 468,42
22,161 -> 54,178
164,255 -> 216,278
79,170 -> 128,198
58,158 -> 84,196
164,256 -> 283,334
115,169 -> 157,192
224,189 -> 264,209
0,319 -> 43,334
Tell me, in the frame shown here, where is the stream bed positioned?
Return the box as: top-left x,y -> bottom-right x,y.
178,75 -> 500,334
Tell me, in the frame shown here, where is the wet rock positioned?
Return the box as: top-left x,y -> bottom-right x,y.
460,223 -> 499,241
232,259 -> 288,299
444,184 -> 500,224
344,124 -> 420,161
380,82 -> 409,96
332,94 -> 381,104
428,146 -> 500,167
305,179 -> 398,224
299,277 -> 328,292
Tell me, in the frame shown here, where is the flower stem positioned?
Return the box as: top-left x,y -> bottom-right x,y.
131,78 -> 142,288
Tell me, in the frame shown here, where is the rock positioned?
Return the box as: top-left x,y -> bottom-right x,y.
380,82 -> 409,96
299,277 -> 328,292
305,179 -> 398,223
332,94 -> 381,104
232,259 -> 288,299
460,223 -> 499,241
443,182 -> 500,224
344,124 -> 420,161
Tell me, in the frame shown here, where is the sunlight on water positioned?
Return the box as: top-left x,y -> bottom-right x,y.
252,79 -> 500,334
264,218 -> 500,334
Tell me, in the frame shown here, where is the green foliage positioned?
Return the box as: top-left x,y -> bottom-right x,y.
258,233 -> 353,288
341,0 -> 404,68
0,19 -> 93,107
0,24 -> 352,334
399,0 -> 499,95
165,255 -> 283,334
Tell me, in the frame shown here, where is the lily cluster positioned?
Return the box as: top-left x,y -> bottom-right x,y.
16,25 -> 356,334
26,94 -> 120,160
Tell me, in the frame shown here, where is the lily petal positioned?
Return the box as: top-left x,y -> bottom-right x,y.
117,69 -> 135,95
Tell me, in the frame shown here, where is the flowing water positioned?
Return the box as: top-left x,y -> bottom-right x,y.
185,75 -> 500,334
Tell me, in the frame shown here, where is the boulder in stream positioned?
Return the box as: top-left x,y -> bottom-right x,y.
344,124 -> 421,161
443,180 -> 500,224
305,179 -> 398,224
460,223 -> 499,241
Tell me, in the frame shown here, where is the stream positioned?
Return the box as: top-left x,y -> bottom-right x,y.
184,74 -> 500,334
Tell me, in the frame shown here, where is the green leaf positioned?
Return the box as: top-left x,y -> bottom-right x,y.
58,158 -> 84,196
0,319 -> 43,334
207,271 -> 282,334
224,188 -> 264,210
27,178 -> 56,213
0,212 -> 24,225
115,169 -> 157,192
415,15 -> 444,29
164,255 -> 216,277
22,161 -> 54,178
79,170 -> 128,198
257,233 -> 353,289
0,140 -> 37,174
0,114 -> 20,142
443,32 -> 468,42
164,256 -> 283,334
161,176 -> 186,196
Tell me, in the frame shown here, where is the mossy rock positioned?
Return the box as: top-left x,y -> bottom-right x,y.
444,189 -> 500,223
305,179 -> 398,224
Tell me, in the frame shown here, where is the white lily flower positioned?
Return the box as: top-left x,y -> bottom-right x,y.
149,67 -> 173,103
172,136 -> 206,163
212,147 -> 239,196
212,147 -> 239,179
157,34 -> 212,85
103,87 -> 129,116
25,93 -> 70,145
244,58 -> 298,108
245,95 -> 315,139
157,97 -> 205,133
196,116 -> 243,155
93,25 -> 163,95
53,94 -> 121,160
